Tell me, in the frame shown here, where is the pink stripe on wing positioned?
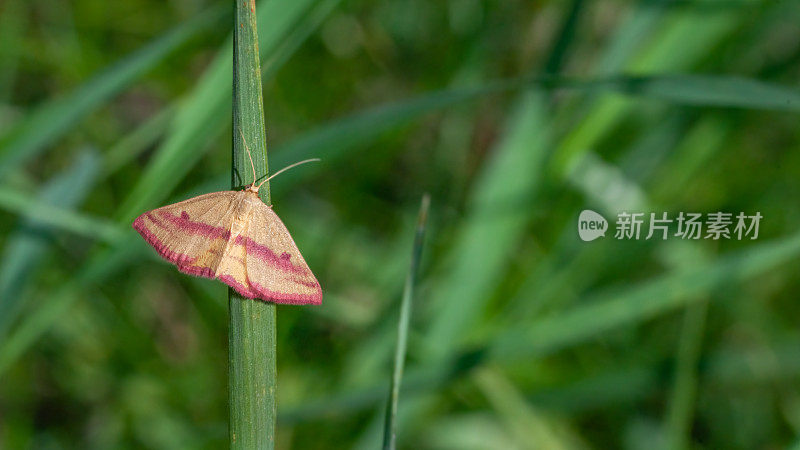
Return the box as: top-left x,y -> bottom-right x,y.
159,210 -> 232,241
134,215 -> 198,267
287,276 -> 321,289
133,212 -> 321,305
234,235 -> 308,275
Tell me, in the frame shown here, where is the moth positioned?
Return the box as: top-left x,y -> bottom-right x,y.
132,138 -> 322,305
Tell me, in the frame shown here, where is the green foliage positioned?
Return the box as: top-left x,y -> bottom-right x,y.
2,1 -> 800,449
0,151 -> 100,336
0,8 -> 224,178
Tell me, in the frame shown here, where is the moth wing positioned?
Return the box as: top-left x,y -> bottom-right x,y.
242,204 -> 322,305
133,191 -> 241,281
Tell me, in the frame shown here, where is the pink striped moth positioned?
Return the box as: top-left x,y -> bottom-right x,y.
132,136 -> 322,305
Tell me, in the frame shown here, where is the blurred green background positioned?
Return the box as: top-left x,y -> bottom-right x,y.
2,0 -> 800,448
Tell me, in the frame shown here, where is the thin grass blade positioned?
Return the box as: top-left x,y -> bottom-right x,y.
382,194 -> 430,450
0,186 -> 124,243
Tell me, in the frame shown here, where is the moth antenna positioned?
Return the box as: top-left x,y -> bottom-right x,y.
257,158 -> 321,189
239,128 -> 257,186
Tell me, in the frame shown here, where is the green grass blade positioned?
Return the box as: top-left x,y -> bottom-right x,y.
543,0 -> 585,74
261,0 -> 342,82
665,302 -> 708,450
0,0 -> 26,103
491,231 -> 800,361
382,194 -> 430,450
0,150 -> 100,337
420,91 -> 551,360
229,1 -> 276,448
0,186 -> 124,243
0,285 -> 78,376
102,105 -> 175,176
593,74 -> 800,111
550,7 -> 740,176
0,7 -> 223,177
0,234 -> 143,378
474,367 -> 584,449
268,79 -> 538,190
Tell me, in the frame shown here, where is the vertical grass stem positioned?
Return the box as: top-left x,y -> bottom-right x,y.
229,1 -> 276,448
